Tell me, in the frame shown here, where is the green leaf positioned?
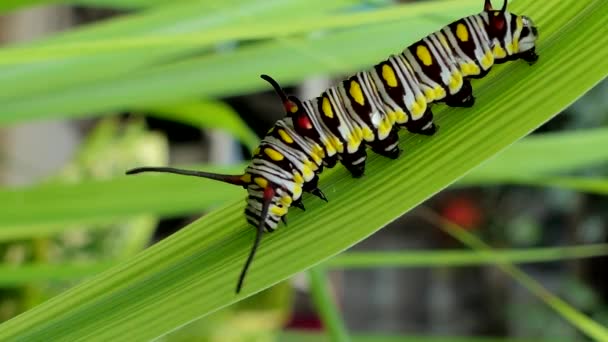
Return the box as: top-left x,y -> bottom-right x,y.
0,0 -> 56,13
462,127 -> 608,184
327,244 -> 608,268
309,267 -> 350,342
65,0 -> 195,10
0,0 -> 357,106
423,209 -> 608,341
0,0 -> 477,124
280,331 -> 565,342
0,0 -> 606,340
0,262 -> 115,286
2,244 -> 607,285
0,165 -> 245,239
2,125 -> 608,241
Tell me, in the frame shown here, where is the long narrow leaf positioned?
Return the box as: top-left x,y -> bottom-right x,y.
0,0 -> 605,340
421,208 -> 608,341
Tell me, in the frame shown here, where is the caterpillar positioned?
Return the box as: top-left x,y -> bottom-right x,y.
126,0 -> 538,294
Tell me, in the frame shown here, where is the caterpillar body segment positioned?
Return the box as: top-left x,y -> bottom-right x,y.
126,0 -> 539,294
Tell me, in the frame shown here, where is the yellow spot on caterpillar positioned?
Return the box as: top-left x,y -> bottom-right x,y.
312,144 -> 325,159
388,111 -> 397,124
449,72 -> 463,93
278,129 -> 294,144
509,41 -> 519,54
305,158 -> 318,172
310,152 -> 322,165
378,117 -> 392,138
412,96 -> 427,120
424,88 -> 435,102
254,177 -> 268,189
461,62 -> 480,76
481,51 -> 494,68
362,127 -> 374,141
456,23 -> 469,42
517,16 -> 524,31
439,34 -> 450,48
264,148 -> 284,161
293,184 -> 302,198
323,138 -> 336,155
382,64 -> 398,87
395,110 -> 407,124
347,133 -> 360,152
293,172 -> 304,184
332,136 -> 344,153
240,173 -> 252,184
434,86 -> 446,100
290,104 -> 299,113
322,97 -> 333,118
281,195 -> 292,206
302,164 -> 314,180
349,81 -> 365,105
271,206 -> 287,216
416,45 -> 433,66
354,127 -> 363,140
493,45 -> 507,59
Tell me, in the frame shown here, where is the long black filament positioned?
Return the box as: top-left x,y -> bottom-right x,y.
125,167 -> 243,185
236,187 -> 273,294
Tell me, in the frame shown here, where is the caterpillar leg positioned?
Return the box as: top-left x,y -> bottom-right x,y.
369,128 -> 401,160
303,174 -> 328,202
292,199 -> 306,211
323,154 -> 339,168
340,146 -> 368,178
404,108 -> 437,136
445,80 -> 475,108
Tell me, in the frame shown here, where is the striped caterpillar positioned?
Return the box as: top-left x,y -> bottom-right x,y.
126,0 -> 539,293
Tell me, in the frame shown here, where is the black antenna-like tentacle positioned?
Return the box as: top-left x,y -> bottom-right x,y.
261,74 -> 288,103
126,167 -> 245,186
261,74 -> 300,114
501,0 -> 508,11
236,186 -> 275,293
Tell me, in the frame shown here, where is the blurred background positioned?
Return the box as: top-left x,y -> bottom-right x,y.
0,1 -> 606,341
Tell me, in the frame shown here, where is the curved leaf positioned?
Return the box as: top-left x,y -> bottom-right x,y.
0,0 -> 607,340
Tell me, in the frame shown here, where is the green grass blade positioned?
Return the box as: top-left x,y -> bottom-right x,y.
0,263 -> 114,286
0,1 -> 477,67
467,176 -> 608,196
0,0 -> 56,13
2,126 -> 607,239
0,1 -> 479,124
65,0 -> 194,10
327,244 -> 608,268
0,164 -> 245,236
420,208 -> 608,342
0,0 -> 356,105
0,0 -> 606,340
0,0 -> 177,13
309,267 -> 351,342
280,331 -> 565,342
463,127 -> 608,184
2,244 -> 606,285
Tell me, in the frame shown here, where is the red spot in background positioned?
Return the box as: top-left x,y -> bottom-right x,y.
285,313 -> 323,331
440,197 -> 483,230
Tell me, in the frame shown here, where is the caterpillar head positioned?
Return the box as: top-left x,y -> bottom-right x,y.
483,0 -> 539,64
